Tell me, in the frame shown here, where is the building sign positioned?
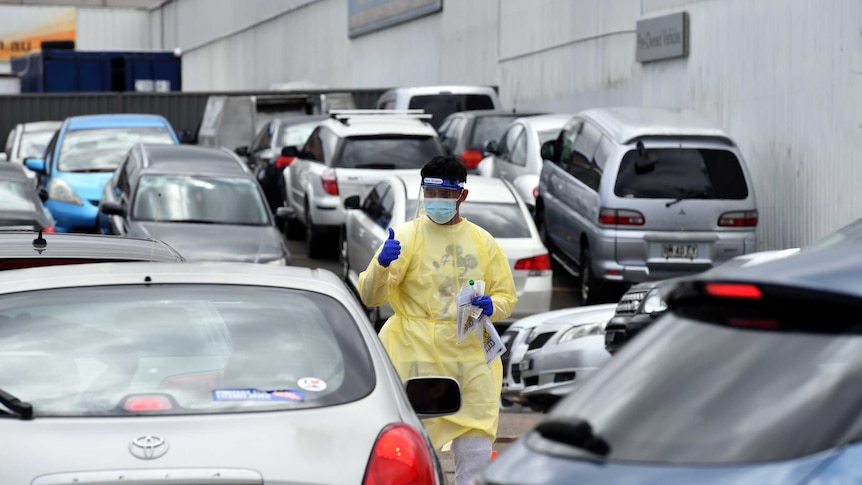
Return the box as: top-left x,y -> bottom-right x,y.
348,0 -> 443,38
636,11 -> 688,63
0,7 -> 76,61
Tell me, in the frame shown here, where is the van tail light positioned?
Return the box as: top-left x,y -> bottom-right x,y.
321,169 -> 339,195
718,210 -> 758,227
276,156 -> 295,169
515,254 -> 552,276
599,208 -> 644,226
363,423 -> 435,485
42,226 -> 55,233
460,150 -> 484,170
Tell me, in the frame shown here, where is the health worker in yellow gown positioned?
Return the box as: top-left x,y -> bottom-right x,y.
359,155 -> 518,485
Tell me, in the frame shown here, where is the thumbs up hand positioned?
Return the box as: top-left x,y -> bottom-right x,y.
377,227 -> 401,267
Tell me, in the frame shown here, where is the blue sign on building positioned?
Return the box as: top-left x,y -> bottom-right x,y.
348,0 -> 443,38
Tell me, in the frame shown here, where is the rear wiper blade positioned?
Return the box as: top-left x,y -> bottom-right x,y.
352,163 -> 397,169
0,388 -> 33,420
535,418 -> 610,456
665,190 -> 714,208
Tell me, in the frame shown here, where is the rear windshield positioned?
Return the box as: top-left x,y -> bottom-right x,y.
334,136 -> 444,169
468,116 -> 521,148
614,148 -> 749,200
58,127 -> 175,172
0,284 -> 374,417
409,95 -> 497,129
406,200 -> 531,238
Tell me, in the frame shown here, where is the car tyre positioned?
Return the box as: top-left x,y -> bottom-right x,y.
580,247 -> 601,305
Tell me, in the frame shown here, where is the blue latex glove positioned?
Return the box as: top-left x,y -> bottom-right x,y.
377,227 -> 401,267
471,295 -> 494,317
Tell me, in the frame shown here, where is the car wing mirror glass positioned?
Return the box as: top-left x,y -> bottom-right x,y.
234,145 -> 249,157
405,376 -> 461,418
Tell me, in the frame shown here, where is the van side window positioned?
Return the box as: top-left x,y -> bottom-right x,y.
556,119 -> 583,170
568,122 -> 603,191
304,127 -> 335,163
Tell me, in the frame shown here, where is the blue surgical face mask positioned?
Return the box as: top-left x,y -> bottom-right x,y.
425,198 -> 458,224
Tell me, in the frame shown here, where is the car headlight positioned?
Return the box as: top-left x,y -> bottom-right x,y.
265,257 -> 287,265
557,322 -> 605,344
48,178 -> 83,206
641,288 -> 668,314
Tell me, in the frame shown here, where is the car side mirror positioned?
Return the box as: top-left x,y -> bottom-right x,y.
405,376 -> 461,419
483,139 -> 498,155
540,140 -> 558,163
234,146 -> 250,157
100,200 -> 125,216
38,187 -> 49,202
281,146 -> 300,158
344,195 -> 360,210
24,158 -> 46,173
275,206 -> 294,223
177,129 -> 196,144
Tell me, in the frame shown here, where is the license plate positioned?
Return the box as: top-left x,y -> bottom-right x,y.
662,244 -> 697,259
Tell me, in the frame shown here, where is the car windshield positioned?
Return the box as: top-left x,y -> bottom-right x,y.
614,148 -> 749,199
58,127 -> 175,172
468,116 -> 521,148
132,175 -> 270,225
277,121 -> 320,148
408,94 -> 497,129
800,218 -> 862,253
335,136 -> 444,169
406,200 -> 531,238
0,284 -> 374,417
17,130 -> 55,160
552,312 -> 862,464
538,129 -> 562,144
0,180 -> 37,212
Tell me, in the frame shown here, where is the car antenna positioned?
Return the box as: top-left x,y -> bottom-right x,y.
32,229 -> 47,254
149,192 -> 161,262
512,81 -> 520,113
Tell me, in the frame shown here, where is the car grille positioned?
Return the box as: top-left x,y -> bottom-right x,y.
554,372 -> 575,383
524,376 -> 539,387
512,365 -> 522,384
614,289 -> 648,316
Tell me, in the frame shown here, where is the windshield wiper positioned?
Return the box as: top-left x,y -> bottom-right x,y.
665,190 -> 714,208
0,388 -> 33,420
535,418 -> 610,456
351,163 -> 398,169
168,219 -> 221,225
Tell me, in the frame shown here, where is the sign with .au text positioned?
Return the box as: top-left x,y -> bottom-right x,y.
0,7 -> 76,61
636,11 -> 689,63
348,0 -> 443,38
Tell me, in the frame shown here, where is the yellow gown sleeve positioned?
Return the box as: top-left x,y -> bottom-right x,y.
358,225 -> 410,308
484,235 -> 518,322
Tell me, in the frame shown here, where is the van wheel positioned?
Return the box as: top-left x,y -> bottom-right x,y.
580,248 -> 599,304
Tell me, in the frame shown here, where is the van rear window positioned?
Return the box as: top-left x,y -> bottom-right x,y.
614,148 -> 749,200
409,95 -> 496,129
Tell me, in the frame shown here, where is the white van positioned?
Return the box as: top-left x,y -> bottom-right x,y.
375,85 -> 502,130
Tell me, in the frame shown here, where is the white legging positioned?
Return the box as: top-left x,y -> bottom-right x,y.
451,436 -> 492,485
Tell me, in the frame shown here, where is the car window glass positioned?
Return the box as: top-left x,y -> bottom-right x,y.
4,128 -> 14,155
114,156 -> 130,198
469,116 -> 520,149
278,121 -> 321,148
58,127 -> 174,172
614,148 -> 749,199
509,130 -> 528,167
18,130 -> 54,160
0,179 -> 38,211
0,285 -> 374,417
302,128 -> 324,162
362,184 -> 387,226
249,125 -> 267,153
498,125 -> 522,157
43,130 -> 58,167
333,136 -> 444,169
407,94 -> 496,129
557,119 -> 583,169
594,135 -> 614,171
379,186 -> 395,228
460,201 -> 531,238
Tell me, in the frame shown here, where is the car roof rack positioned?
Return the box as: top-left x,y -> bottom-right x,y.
328,109 -> 433,125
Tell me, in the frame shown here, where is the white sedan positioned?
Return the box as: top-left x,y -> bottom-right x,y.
341,172 -> 553,330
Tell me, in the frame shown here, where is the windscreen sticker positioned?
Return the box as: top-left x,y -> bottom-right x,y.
212,389 -> 305,402
297,377 -> 327,392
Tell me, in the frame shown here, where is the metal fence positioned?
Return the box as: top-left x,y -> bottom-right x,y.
0,88 -> 388,144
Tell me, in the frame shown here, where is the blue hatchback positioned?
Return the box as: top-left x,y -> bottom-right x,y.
26,114 -> 178,233
479,242 -> 862,485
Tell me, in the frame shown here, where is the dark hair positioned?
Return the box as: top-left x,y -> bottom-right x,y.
421,155 -> 467,183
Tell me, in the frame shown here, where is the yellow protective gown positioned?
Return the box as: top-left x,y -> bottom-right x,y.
358,215 -> 518,450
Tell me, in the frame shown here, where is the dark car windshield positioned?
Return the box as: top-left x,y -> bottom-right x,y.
334,136 -> 444,169
0,284 -> 374,417
614,148 -> 749,199
408,94 -> 496,129
468,116 -> 521,148
133,175 -> 270,225
552,312 -> 862,464
58,127 -> 175,172
406,200 -> 531,238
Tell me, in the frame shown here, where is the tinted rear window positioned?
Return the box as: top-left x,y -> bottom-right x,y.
614,148 -> 748,199
334,136 -> 444,169
468,116 -> 521,148
408,95 -> 497,129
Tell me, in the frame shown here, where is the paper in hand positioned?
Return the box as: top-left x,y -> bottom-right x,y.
456,284 -> 476,343
480,316 -> 506,364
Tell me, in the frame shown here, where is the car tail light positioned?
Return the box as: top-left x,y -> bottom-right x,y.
322,169 -> 339,195
276,155 -> 295,169
718,210 -> 758,227
460,150 -> 484,170
599,208 -> 644,226
123,395 -> 173,412
43,226 -> 55,233
705,283 -> 763,299
515,254 -> 551,276
363,423 -> 434,485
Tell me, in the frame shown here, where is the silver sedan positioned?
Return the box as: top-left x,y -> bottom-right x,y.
0,262 -> 459,484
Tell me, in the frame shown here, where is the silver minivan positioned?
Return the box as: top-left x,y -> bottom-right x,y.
536,107 -> 758,304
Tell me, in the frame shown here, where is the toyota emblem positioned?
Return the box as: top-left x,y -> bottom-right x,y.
129,435 -> 169,460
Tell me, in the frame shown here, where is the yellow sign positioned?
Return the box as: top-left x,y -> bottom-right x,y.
0,8 -> 77,61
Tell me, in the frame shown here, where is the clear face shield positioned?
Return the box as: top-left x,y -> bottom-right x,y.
414,176 -> 465,224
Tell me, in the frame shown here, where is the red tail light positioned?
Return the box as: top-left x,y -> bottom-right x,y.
460,150 -> 485,170
43,226 -> 55,233
718,210 -> 758,227
122,395 -> 173,412
363,424 -> 434,485
599,208 -> 644,226
322,169 -> 339,195
515,254 -> 551,271
705,283 -> 763,299
276,156 -> 295,169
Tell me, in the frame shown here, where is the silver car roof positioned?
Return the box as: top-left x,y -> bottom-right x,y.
579,106 -> 736,146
